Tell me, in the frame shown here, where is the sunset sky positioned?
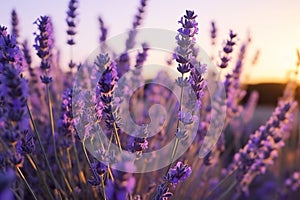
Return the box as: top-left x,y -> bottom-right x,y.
1,0 -> 300,83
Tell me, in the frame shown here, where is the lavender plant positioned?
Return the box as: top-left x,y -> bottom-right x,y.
1,1 -> 300,200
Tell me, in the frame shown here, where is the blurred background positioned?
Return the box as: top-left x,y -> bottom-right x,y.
1,0 -> 300,84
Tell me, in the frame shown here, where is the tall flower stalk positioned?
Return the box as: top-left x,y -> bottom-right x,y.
11,9 -> 19,43
66,0 -> 79,70
154,162 -> 192,199
96,56 -> 122,152
33,16 -> 73,197
167,10 -> 199,173
98,16 -> 108,44
0,26 -> 40,199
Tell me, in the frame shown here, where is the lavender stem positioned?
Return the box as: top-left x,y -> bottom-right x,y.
16,167 -> 38,200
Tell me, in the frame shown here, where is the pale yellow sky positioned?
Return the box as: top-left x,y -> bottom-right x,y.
1,0 -> 300,84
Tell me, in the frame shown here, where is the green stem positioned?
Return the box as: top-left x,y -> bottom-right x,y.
165,74 -> 184,175
113,122 -> 122,152
46,84 -> 74,198
72,141 -> 87,184
26,155 -> 55,200
26,103 -> 64,195
101,176 -> 107,200
17,167 -> 38,200
11,188 -> 23,200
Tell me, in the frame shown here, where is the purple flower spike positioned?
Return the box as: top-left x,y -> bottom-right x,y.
106,160 -> 136,200
125,0 -> 148,50
66,0 -> 79,46
210,21 -> 217,45
33,16 -> 54,84
59,88 -> 75,149
11,9 -> 19,41
165,162 -> 192,185
135,43 -> 149,68
154,161 -> 192,199
98,16 -> 108,43
190,63 -> 206,100
19,131 -> 35,154
0,26 -> 23,71
218,30 -> 237,69
175,10 -> 198,76
184,10 -> 197,19
96,58 -> 120,131
0,63 -> 29,168
154,183 -> 173,200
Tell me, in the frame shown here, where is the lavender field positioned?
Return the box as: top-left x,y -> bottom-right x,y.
0,0 -> 300,199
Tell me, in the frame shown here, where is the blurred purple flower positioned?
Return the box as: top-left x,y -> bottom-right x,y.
154,183 -> 173,200
129,125 -> 149,157
98,16 -> 108,43
125,0 -> 148,50
210,21 -> 217,45
285,171 -> 300,192
88,160 -> 107,186
59,88 -> 75,149
11,9 -> 19,42
19,131 -> 35,155
66,0 -> 79,45
0,168 -> 15,200
135,43 -> 149,68
227,101 -> 296,195
106,160 -> 136,200
165,161 -> 192,185
0,26 -> 23,71
116,52 -> 130,78
218,30 -> 237,69
190,63 -> 207,101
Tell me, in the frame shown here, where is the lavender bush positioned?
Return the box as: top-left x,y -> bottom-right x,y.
0,0 -> 300,200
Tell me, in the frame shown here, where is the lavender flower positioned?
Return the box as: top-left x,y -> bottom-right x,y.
117,0 -> 148,77
218,30 -> 237,69
125,0 -> 148,50
116,52 -> 130,78
98,16 -> 108,43
0,168 -> 15,200
33,16 -> 54,84
154,183 -> 173,200
189,63 -> 207,101
0,27 -> 26,146
210,21 -> 217,45
130,43 -> 149,88
0,63 -> 29,169
21,40 -> 32,68
94,54 -> 110,120
165,162 -> 192,185
11,9 -> 19,41
175,10 -> 198,76
106,160 -> 136,200
96,57 -> 122,152
285,171 -> 300,192
129,124 -> 149,157
135,43 -> 149,68
66,0 -> 79,46
22,40 -> 39,86
154,162 -> 191,200
0,26 -> 23,71
59,88 -> 75,149
227,101 -> 296,195
0,64 -> 28,136
224,42 -> 248,119
19,131 -> 35,155
88,160 -> 107,186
